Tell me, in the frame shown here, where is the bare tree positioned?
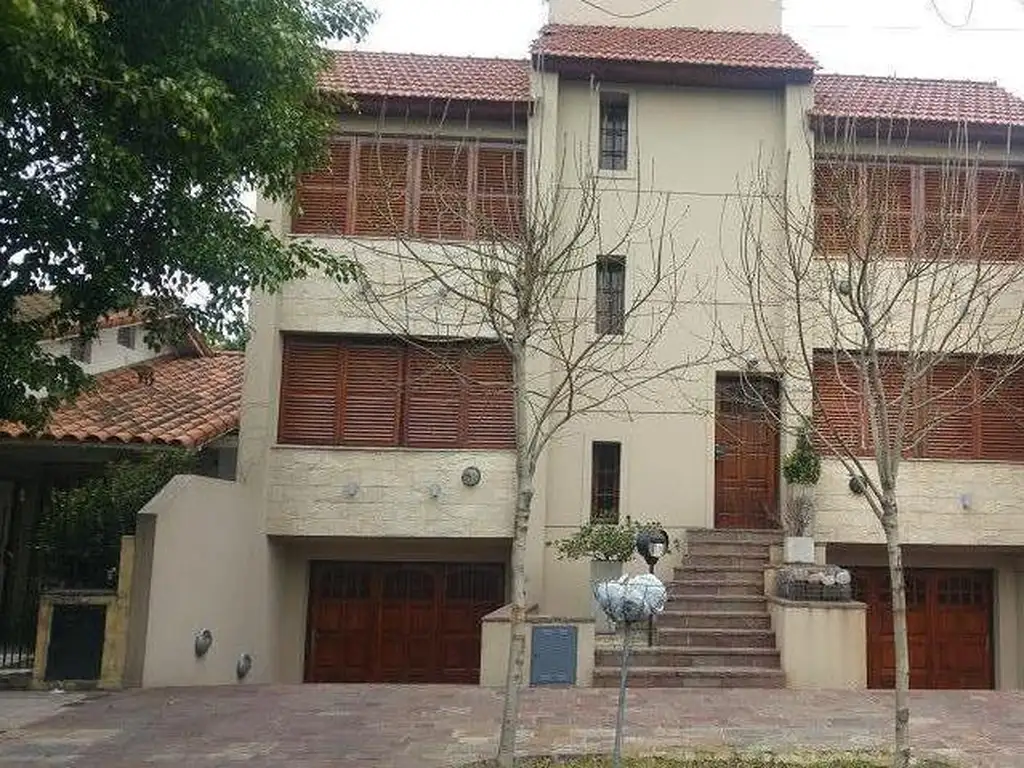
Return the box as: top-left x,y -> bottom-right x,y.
727,126 -> 1024,768
335,107 -> 709,766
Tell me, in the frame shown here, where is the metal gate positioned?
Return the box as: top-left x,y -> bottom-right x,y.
0,481 -> 40,673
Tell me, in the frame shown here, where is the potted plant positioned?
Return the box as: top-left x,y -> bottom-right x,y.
781,428 -> 821,564
550,517 -> 654,634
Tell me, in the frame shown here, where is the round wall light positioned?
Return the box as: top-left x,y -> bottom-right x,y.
194,629 -> 213,658
461,466 -> 482,487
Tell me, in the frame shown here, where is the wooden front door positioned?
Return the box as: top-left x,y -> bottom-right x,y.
714,375 -> 780,529
305,561 -> 504,684
853,568 -> 993,690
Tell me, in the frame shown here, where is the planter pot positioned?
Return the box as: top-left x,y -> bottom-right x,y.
590,560 -> 623,635
784,536 -> 816,564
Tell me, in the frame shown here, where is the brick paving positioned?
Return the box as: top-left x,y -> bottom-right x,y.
0,686 -> 1021,767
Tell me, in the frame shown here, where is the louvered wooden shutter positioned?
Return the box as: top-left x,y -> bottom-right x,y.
353,141 -> 410,236
813,162 -> 857,254
865,165 -> 913,255
416,144 -> 470,240
923,363 -> 977,459
476,146 -> 525,239
976,169 -> 1023,260
922,166 -> 971,257
464,345 -> 515,449
979,366 -> 1024,462
279,337 -> 341,444
339,344 -> 403,446
812,356 -> 866,454
292,141 -> 352,235
404,345 -> 463,448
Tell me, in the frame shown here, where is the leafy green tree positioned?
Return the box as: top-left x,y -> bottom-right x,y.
36,450 -> 197,588
1,0 -> 374,427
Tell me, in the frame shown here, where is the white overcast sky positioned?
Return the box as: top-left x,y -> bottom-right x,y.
354,0 -> 1024,96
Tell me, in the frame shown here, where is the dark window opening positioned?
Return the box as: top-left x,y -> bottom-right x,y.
591,441 -> 622,523
69,337 -> 92,364
599,93 -> 629,172
116,326 -> 137,349
596,255 -> 626,335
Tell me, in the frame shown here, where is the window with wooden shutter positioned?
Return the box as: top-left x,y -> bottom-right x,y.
279,339 -> 341,444
404,345 -> 463,448
353,140 -> 410,236
416,144 -> 470,240
293,141 -> 352,235
278,336 -> 515,449
923,363 -> 977,460
978,366 -> 1024,462
813,356 -> 867,453
464,345 -> 516,449
476,147 -> 524,238
976,169 -> 1023,260
865,165 -> 913,255
922,166 -> 971,257
813,163 -> 857,255
339,344 -> 403,446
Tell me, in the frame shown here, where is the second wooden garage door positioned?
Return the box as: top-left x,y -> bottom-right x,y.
305,561 -> 504,684
853,568 -> 993,690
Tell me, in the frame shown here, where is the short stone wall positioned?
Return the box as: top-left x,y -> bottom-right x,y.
768,595 -> 867,689
480,604 -> 595,687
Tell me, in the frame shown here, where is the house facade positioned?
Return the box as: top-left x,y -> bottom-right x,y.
130,0 -> 1024,690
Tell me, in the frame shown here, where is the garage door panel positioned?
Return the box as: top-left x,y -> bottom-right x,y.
306,561 -> 504,684
853,567 -> 993,690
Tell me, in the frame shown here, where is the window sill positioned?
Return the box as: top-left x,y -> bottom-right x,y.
596,169 -> 637,182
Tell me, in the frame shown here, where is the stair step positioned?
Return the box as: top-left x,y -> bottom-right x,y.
594,666 -> 786,689
685,542 -> 772,558
674,564 -> 765,577
658,611 -> 772,630
596,647 -> 780,669
668,581 -> 763,597
685,554 -> 770,569
686,529 -> 782,544
657,628 -> 776,649
666,595 -> 768,613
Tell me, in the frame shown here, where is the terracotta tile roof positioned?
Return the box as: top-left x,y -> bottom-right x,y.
532,24 -> 817,72
0,354 -> 245,448
319,50 -> 531,103
813,74 -> 1024,128
15,293 -> 141,338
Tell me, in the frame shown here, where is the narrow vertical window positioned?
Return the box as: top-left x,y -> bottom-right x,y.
591,441 -> 622,523
116,326 -> 137,349
596,255 -> 625,335
69,337 -> 92,364
599,92 -> 629,171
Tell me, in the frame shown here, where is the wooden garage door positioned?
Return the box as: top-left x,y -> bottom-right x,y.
305,562 -> 505,684
853,568 -> 993,690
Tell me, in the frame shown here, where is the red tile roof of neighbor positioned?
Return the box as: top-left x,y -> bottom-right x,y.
531,24 -> 818,72
0,354 -> 245,448
320,50 -> 531,103
813,74 -> 1024,128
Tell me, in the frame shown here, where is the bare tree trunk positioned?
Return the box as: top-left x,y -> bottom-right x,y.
496,342 -> 534,768
882,493 -> 911,768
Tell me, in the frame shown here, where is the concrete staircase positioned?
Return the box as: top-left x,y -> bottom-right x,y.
593,528 -> 785,688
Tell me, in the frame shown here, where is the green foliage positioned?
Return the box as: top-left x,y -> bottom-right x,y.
0,0 -> 375,426
549,518 -> 665,563
782,429 -> 821,486
34,449 -> 197,588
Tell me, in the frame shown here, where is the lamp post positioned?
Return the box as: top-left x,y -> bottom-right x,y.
634,528 -> 669,647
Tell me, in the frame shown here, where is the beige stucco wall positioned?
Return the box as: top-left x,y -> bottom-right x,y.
816,459 -> 1024,547
769,597 -> 867,689
265,447 -> 516,537
479,605 -> 596,687
137,475 -> 272,688
546,0 -> 782,32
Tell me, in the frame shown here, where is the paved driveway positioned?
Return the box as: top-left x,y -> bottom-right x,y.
0,686 -> 1022,767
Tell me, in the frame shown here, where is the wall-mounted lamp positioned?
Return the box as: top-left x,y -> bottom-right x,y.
848,475 -> 867,495
236,653 -> 253,681
960,493 -> 973,510
461,466 -> 482,487
835,279 -> 853,296
194,629 -> 213,658
342,482 -> 360,499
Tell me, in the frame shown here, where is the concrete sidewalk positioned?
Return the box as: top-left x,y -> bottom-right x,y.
0,690 -> 88,734
0,686 -> 1021,767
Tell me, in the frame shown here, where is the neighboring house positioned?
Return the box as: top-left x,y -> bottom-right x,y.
128,0 -> 1024,691
0,294 -> 243,672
